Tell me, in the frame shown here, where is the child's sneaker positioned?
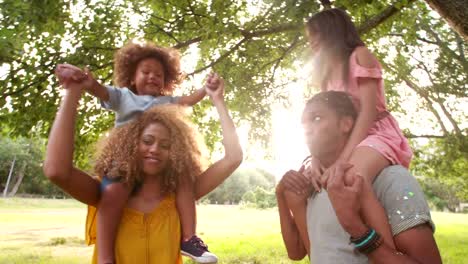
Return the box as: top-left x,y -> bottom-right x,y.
181,235 -> 218,263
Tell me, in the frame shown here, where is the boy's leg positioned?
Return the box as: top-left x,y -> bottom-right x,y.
283,190 -> 311,255
177,176 -> 196,240
347,146 -> 395,250
177,177 -> 218,263
97,177 -> 132,264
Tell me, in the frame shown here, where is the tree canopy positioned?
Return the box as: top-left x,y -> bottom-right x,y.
0,0 -> 466,199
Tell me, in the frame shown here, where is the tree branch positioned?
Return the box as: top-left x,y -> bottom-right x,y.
172,36 -> 202,49
383,62 -> 450,135
423,0 -> 468,41
406,134 -> 446,139
240,23 -> 302,39
436,100 -> 463,136
268,34 -> 302,84
387,33 -> 438,45
187,38 -> 249,76
357,0 -> 416,35
147,20 -> 180,43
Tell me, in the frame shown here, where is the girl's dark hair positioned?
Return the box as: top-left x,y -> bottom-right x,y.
306,91 -> 357,120
306,8 -> 365,87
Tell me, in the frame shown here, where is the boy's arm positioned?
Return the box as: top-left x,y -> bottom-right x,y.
177,87 -> 206,106
55,64 -> 110,101
82,69 -> 110,102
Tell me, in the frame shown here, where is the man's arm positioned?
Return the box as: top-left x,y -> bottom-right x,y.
326,163 -> 442,264
276,184 -> 308,260
345,219 -> 441,264
391,224 -> 442,264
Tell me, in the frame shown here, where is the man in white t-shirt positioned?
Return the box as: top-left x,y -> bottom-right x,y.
276,91 -> 442,263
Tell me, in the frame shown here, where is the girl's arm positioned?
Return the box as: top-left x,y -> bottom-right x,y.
194,77 -> 243,199
338,48 -> 379,163
42,83 -> 100,206
326,48 -> 396,252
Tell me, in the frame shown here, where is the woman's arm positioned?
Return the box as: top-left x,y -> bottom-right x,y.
194,77 -> 243,199
42,82 -> 100,206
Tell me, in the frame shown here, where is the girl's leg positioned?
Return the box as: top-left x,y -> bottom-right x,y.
347,146 -> 395,250
97,179 -> 132,264
283,190 -> 310,255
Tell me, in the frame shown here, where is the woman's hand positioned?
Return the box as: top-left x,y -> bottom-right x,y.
55,64 -> 87,86
205,73 -> 224,102
55,64 -> 98,93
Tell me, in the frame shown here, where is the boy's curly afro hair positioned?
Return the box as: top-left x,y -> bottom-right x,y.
113,40 -> 183,95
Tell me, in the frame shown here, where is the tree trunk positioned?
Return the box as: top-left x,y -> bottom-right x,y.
424,0 -> 468,40
8,163 -> 26,197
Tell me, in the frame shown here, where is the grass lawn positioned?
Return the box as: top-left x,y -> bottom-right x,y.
0,198 -> 466,264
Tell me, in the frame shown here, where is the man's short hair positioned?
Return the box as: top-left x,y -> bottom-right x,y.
306,91 -> 357,120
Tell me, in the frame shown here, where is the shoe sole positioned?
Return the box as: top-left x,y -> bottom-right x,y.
181,251 -> 218,264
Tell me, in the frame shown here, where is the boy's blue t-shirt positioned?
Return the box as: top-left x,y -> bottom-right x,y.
101,85 -> 180,127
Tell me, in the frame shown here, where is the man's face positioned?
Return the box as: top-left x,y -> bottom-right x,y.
301,102 -> 349,158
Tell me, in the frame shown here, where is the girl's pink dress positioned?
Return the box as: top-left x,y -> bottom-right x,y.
326,47 -> 412,168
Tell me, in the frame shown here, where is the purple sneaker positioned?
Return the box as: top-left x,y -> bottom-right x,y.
181,235 -> 218,263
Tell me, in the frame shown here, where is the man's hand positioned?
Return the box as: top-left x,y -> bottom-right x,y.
326,162 -> 368,237
303,156 -> 324,192
277,167 -> 312,196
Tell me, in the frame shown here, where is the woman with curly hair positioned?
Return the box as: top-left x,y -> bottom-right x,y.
54,40 -> 221,263
43,73 -> 242,263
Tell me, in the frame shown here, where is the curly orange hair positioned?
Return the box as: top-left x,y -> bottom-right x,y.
113,40 -> 183,95
94,105 -> 208,194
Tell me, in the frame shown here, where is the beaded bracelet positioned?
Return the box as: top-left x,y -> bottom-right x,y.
359,233 -> 383,254
350,228 -> 383,255
349,228 -> 373,245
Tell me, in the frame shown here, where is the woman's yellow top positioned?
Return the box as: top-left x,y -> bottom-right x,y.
86,195 -> 183,264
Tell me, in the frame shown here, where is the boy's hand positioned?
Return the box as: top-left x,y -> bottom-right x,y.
205,73 -> 224,101
204,72 -> 221,91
